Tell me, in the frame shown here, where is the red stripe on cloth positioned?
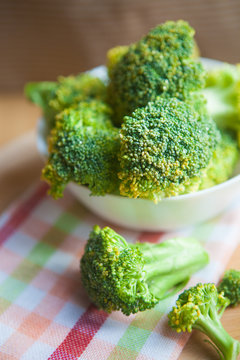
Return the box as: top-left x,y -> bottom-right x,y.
0,183 -> 48,246
138,231 -> 165,243
49,304 -> 108,360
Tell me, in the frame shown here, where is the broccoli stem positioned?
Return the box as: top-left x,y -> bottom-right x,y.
144,267 -> 199,299
133,239 -> 209,299
196,312 -> 240,360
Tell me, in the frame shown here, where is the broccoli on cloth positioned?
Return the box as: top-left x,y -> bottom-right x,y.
218,269 -> 240,307
168,283 -> 240,360
80,226 -> 209,316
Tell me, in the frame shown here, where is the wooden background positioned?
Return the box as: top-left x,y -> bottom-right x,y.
1,0 -> 240,91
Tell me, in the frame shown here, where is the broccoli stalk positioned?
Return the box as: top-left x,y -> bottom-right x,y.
218,269 -> 240,307
168,283 -> 240,360
80,226 -> 209,315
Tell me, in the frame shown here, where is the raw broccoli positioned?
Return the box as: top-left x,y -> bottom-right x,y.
218,269 -> 240,307
118,97 -> 220,202
198,131 -> 238,191
158,131 -> 239,198
42,100 -> 120,198
80,226 -> 209,315
107,20 -> 205,125
25,73 -> 107,128
168,283 -> 240,360
203,64 -> 240,145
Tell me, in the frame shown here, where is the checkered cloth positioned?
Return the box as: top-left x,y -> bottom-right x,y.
0,183 -> 239,360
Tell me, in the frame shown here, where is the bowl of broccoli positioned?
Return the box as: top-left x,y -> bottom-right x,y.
27,20 -> 240,231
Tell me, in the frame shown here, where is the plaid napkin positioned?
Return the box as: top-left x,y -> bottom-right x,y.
0,183 -> 239,360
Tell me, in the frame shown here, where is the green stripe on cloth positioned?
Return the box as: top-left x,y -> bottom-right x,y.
107,300 -> 170,360
28,242 -> 56,267
0,298 -> 11,315
55,211 -> 81,233
0,277 -> 26,302
11,260 -> 41,283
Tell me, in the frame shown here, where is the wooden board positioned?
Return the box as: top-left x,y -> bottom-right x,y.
0,94 -> 240,359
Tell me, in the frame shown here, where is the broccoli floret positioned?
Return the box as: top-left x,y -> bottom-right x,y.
118,97 -> 220,202
199,131 -> 239,190
157,131 -> 238,197
168,283 -> 240,360
147,131 -> 238,199
203,64 -> 240,145
25,73 -> 107,128
80,226 -> 209,315
218,269 -> 240,307
107,20 -> 205,125
25,81 -> 58,125
42,100 -> 120,198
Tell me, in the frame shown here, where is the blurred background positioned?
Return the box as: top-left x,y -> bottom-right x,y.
0,0 -> 240,145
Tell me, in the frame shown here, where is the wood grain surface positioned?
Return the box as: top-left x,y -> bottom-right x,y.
0,94 -> 239,359
1,0 -> 240,91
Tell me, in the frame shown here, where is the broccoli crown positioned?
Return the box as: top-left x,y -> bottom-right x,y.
25,73 -> 107,128
81,226 -> 157,315
49,74 -> 107,112
107,20 -> 205,125
118,97 -> 220,201
42,100 -> 120,198
218,269 -> 240,307
199,131 -> 238,190
145,130 -> 238,199
203,64 -> 240,144
169,283 -> 228,332
169,283 -> 240,360
25,81 -> 57,125
80,226 -> 209,315
55,100 -> 113,130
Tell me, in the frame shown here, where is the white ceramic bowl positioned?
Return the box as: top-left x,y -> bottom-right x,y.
37,59 -> 240,231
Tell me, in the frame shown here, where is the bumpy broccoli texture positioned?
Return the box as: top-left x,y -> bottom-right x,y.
118,97 -> 220,201
168,283 -> 240,360
203,65 -> 240,145
218,269 -> 240,307
107,20 -> 205,125
25,73 -> 107,128
42,100 -> 120,198
198,132 -> 238,190
25,20 -> 239,201
80,226 -> 209,315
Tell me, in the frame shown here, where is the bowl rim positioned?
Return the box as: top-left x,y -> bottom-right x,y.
37,57 -> 240,203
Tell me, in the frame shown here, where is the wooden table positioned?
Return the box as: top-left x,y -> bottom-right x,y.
0,94 -> 240,359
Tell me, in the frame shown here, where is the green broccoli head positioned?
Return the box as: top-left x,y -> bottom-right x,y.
118,97 -> 220,201
169,283 -> 240,360
80,226 -> 209,315
199,131 -> 238,191
203,64 -> 240,145
25,73 -> 107,128
218,269 -> 240,307
107,20 -> 205,125
149,130 -> 238,199
42,100 -> 120,198
80,226 -> 157,315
